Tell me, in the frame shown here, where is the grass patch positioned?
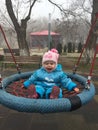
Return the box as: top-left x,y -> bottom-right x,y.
0,63 -> 40,70
0,56 -> 98,74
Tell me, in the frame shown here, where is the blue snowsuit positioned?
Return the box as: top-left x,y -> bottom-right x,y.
23,64 -> 77,98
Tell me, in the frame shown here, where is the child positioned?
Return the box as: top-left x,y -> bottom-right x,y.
23,48 -> 79,99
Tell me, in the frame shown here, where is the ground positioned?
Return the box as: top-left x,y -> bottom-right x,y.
0,61 -> 98,130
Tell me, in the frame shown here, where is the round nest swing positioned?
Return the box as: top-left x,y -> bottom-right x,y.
0,71 -> 95,113
0,16 -> 97,113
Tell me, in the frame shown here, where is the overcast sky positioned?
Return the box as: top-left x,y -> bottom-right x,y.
0,0 -> 91,21
31,0 -> 69,19
31,0 -> 92,21
0,0 -> 71,20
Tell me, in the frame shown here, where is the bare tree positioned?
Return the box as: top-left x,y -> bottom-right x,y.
3,0 -> 98,57
5,0 -> 38,56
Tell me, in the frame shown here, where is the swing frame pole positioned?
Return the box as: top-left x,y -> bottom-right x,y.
73,13 -> 98,74
0,25 -> 21,73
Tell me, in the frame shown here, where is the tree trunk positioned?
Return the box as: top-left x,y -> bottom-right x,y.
16,19 -> 30,56
5,0 -> 31,56
89,0 -> 98,49
82,0 -> 98,64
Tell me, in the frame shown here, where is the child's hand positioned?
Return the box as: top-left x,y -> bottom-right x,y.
20,85 -> 24,89
74,87 -> 79,93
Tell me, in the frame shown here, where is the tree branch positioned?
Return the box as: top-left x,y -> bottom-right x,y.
5,0 -> 20,30
25,0 -> 38,21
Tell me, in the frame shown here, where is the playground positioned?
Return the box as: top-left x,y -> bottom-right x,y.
0,63 -> 98,130
0,12 -> 98,130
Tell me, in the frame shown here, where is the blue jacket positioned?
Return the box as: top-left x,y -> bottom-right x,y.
23,64 -> 77,91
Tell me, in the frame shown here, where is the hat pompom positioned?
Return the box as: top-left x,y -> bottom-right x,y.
42,48 -> 59,64
51,48 -> 58,53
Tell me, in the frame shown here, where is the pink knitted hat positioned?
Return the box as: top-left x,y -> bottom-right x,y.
42,48 -> 59,64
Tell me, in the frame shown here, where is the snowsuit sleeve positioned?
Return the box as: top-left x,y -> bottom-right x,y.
60,72 -> 77,91
23,71 -> 37,88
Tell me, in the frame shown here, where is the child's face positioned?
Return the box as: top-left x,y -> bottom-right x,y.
43,61 -> 56,72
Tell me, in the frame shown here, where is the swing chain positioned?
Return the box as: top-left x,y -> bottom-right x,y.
16,64 -> 21,74
0,74 -> 3,89
73,64 -> 78,74
85,76 -> 91,90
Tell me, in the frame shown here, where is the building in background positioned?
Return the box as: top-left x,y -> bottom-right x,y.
29,30 -> 62,50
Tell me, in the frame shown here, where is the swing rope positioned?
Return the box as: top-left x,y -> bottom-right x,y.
85,44 -> 98,89
73,13 -> 98,74
0,25 -> 21,74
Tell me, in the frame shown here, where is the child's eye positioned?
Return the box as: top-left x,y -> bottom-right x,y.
46,63 -> 49,65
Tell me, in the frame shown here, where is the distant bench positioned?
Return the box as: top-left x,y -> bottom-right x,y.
1,55 -> 75,70
3,49 -> 20,56
1,55 -> 42,70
